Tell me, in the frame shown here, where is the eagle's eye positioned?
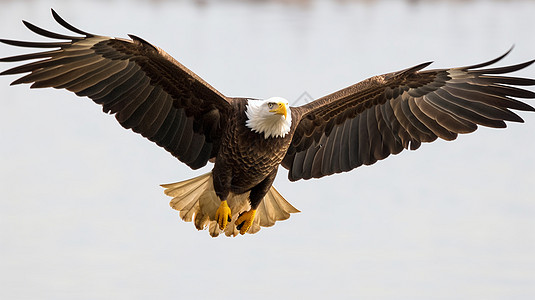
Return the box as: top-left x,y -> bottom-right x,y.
267,102 -> 275,109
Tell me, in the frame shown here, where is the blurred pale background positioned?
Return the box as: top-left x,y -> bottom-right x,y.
1,0 -> 534,299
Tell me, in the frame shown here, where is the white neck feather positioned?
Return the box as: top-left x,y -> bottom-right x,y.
245,98 -> 292,139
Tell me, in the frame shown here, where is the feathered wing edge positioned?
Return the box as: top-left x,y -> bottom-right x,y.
161,172 -> 299,237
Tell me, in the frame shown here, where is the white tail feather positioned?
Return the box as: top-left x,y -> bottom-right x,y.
161,172 -> 299,237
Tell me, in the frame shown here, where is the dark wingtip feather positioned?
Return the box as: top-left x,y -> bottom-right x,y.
463,46 -> 513,70
10,80 -> 25,86
0,38 -> 69,48
22,19 -> 83,40
0,50 -> 61,63
51,8 -> 94,37
478,59 -> 535,75
520,103 -> 535,112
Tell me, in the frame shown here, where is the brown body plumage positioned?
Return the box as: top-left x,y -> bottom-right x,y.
2,9 -> 534,236
214,99 -> 297,196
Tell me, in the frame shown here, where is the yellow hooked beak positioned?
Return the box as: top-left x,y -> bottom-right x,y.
269,102 -> 288,119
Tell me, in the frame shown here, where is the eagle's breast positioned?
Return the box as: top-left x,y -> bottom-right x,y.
217,99 -> 295,191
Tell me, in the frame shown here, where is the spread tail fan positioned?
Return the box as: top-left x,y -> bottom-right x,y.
161,172 -> 300,237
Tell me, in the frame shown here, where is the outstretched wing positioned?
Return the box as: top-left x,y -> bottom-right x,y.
0,9 -> 232,170
283,50 -> 535,181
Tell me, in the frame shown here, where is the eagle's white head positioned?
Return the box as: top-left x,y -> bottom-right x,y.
245,97 -> 292,139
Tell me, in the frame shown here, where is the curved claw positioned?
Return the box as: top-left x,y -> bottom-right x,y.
215,200 -> 232,230
235,209 -> 257,235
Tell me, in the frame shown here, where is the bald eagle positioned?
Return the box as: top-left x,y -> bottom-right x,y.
2,10 -> 534,237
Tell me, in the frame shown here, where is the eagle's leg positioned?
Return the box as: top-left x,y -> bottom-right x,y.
213,165 -> 232,230
235,168 -> 278,234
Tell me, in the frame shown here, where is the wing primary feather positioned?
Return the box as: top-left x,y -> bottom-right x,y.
2,50 -> 98,76
22,20 -> 84,40
460,47 -> 512,70
453,81 -> 535,99
425,91 -> 507,128
445,83 -> 535,111
478,75 -> 535,86
51,9 -> 94,37
45,60 -> 109,88
436,88 -> 523,123
66,60 -> 129,93
473,60 -> 535,75
22,55 -> 104,88
59,59 -> 124,90
28,62 -> 102,88
0,49 -> 62,62
0,39 -> 70,48
86,64 -> 140,101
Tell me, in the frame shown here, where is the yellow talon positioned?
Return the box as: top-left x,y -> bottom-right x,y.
215,200 -> 232,230
235,209 -> 257,235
